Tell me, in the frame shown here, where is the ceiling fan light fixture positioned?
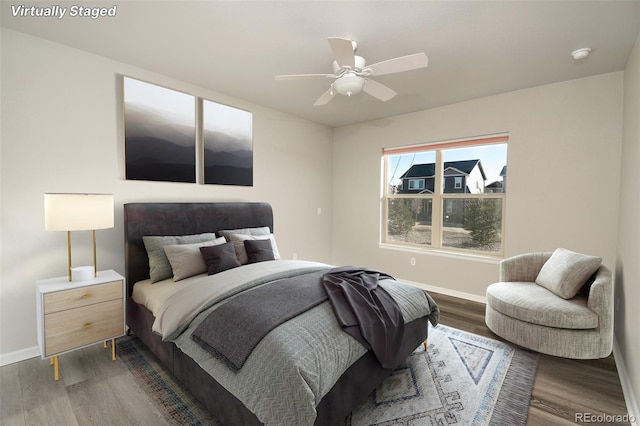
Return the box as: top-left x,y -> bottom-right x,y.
334,73 -> 365,97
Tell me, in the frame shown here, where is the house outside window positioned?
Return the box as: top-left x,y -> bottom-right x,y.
383,135 -> 508,256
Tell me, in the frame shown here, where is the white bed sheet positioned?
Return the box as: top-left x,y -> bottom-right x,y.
131,273 -> 206,316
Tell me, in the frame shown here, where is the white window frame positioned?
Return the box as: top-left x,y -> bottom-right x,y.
382,134 -> 508,257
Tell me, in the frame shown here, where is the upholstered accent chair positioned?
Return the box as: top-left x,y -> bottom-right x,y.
485,250 -> 613,359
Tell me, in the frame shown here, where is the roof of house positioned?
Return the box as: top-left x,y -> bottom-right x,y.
400,159 -> 486,180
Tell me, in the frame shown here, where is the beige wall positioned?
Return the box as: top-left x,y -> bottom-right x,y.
0,29 -> 334,361
332,72 -> 623,298
618,26 -> 640,418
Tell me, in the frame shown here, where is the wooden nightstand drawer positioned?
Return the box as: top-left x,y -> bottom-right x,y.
44,299 -> 124,356
44,280 -> 122,314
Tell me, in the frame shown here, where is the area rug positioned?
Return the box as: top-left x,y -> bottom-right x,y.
118,324 -> 538,426
346,325 -> 539,426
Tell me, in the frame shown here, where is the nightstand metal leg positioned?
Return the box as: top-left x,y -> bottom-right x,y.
111,338 -> 116,361
423,339 -> 428,351
104,341 -> 107,349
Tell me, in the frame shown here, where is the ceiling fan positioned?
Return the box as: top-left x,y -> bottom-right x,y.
275,37 -> 429,106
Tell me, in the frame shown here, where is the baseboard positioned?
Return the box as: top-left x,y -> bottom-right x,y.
402,279 -> 487,304
613,338 -> 639,425
0,345 -> 40,367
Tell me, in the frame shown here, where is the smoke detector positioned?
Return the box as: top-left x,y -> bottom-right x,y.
571,48 -> 591,60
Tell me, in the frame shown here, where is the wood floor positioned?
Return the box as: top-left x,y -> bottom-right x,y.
0,292 -> 631,426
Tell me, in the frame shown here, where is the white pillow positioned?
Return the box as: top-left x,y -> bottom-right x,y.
163,237 -> 226,281
535,248 -> 602,299
226,233 -> 281,264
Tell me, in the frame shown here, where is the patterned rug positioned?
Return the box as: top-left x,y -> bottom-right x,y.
118,325 -> 538,426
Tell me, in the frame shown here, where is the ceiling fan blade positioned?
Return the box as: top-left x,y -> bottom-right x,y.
313,86 -> 336,106
328,37 -> 355,69
275,74 -> 335,80
362,79 -> 397,102
367,53 -> 429,76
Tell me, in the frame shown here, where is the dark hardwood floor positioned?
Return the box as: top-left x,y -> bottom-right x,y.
429,291 -> 631,426
0,292 -> 632,425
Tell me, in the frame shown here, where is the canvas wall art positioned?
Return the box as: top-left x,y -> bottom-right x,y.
123,76 -> 196,183
202,99 -> 253,186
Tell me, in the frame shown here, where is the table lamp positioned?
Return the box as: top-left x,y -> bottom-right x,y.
44,193 -> 114,281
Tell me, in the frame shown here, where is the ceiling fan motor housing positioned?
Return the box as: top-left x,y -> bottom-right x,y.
332,55 -> 367,74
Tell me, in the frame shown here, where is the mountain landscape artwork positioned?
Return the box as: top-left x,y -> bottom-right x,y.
124,77 -> 196,183
203,99 -> 253,186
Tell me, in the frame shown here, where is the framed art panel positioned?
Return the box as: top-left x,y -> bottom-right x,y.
202,99 -> 253,186
123,77 -> 196,183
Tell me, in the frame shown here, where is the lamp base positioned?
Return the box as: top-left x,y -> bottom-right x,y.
71,266 -> 93,282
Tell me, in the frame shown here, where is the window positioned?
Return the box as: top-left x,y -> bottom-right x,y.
454,176 -> 463,189
383,135 -> 508,255
408,179 -> 425,190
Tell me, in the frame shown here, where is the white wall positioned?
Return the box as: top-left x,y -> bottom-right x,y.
332,73 -> 623,298
0,29 -> 334,361
617,25 -> 640,419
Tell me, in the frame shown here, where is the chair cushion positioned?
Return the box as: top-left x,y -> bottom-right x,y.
486,282 -> 598,329
535,248 -> 601,299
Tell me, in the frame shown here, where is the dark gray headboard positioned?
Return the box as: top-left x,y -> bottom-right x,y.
123,202 -> 273,295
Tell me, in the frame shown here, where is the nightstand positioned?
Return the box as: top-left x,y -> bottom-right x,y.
36,270 -> 125,381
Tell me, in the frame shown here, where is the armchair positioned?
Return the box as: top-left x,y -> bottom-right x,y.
485,252 -> 613,359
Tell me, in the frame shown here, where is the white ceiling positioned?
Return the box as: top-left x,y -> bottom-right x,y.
2,1 -> 639,127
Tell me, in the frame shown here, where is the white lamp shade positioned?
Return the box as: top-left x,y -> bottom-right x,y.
334,73 -> 365,97
45,193 -> 114,231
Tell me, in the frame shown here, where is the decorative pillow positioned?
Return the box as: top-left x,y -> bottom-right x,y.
164,237 -> 226,281
200,242 -> 241,275
217,226 -> 271,239
143,233 -> 217,283
244,239 -> 276,264
535,248 -> 602,299
226,233 -> 281,264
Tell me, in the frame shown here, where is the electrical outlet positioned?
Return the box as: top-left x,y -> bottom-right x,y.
410,257 -> 416,266
292,253 -> 298,260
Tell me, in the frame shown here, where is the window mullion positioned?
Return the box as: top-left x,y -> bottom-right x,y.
432,150 -> 444,248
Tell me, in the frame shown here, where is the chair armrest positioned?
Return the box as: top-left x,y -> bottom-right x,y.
587,266 -> 613,323
499,252 -> 553,282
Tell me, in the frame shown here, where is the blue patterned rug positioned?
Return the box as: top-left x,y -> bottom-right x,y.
118,325 -> 538,426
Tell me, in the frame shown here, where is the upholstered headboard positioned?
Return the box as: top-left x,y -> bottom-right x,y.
123,202 -> 273,296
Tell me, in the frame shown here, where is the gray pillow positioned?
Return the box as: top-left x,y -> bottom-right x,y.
217,226 -> 271,239
143,233 -> 217,283
164,237 -> 226,281
535,248 -> 602,299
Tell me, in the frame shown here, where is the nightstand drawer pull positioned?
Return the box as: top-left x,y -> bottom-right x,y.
80,293 -> 92,299
83,322 -> 93,329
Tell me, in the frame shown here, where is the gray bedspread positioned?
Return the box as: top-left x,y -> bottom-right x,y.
168,260 -> 438,426
192,269 -> 329,371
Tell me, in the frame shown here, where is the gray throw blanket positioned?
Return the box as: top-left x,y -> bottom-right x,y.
322,267 -> 406,369
191,270 -> 328,372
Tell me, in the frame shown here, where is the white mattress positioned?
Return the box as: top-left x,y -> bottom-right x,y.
132,273 -> 206,316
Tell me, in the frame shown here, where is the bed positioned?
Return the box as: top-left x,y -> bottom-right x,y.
124,202 -> 438,425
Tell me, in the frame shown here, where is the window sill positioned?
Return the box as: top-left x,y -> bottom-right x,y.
379,243 -> 502,264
